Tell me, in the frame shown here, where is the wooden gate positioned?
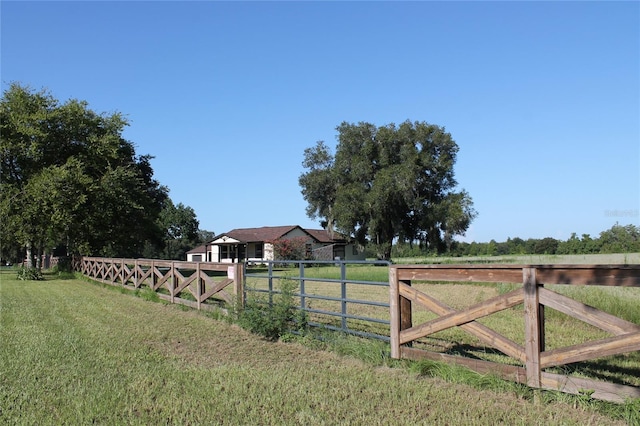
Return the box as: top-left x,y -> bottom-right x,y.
389,264 -> 640,403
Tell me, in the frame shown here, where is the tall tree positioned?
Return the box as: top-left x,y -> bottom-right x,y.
0,83 -> 167,265
158,199 -> 200,260
299,120 -> 476,259
598,223 -> 640,253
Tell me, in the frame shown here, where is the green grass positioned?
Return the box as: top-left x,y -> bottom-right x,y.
2,272 -> 636,425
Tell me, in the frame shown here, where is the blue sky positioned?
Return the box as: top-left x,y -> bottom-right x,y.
2,1 -> 638,243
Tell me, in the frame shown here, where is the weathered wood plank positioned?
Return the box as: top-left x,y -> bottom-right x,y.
541,372 -> 640,404
201,278 -> 233,301
199,271 -> 213,288
399,289 -> 523,344
523,268 -> 541,388
539,287 -> 640,335
399,282 -> 525,362
154,268 -> 173,290
390,264 -> 640,286
233,264 -> 244,307
541,332 -> 640,369
394,265 -> 523,284
399,280 -> 412,342
174,269 -> 198,295
135,264 -> 152,287
535,266 -> 640,287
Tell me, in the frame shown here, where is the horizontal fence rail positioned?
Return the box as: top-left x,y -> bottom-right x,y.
79,257 -> 244,311
244,260 -> 391,341
389,264 -> 640,403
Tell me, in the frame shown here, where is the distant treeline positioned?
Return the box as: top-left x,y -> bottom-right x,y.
390,223 -> 640,258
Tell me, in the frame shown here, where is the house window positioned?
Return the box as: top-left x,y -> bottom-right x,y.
192,255 -> 202,262
255,243 -> 263,258
305,244 -> 312,258
221,245 -> 229,259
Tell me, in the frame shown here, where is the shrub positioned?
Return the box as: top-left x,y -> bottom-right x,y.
16,266 -> 44,281
236,278 -> 305,341
268,237 -> 309,260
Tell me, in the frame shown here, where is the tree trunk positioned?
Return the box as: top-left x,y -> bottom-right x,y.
35,243 -> 44,270
25,243 -> 33,268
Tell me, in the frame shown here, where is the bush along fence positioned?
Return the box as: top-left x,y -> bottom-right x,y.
389,264 -> 640,403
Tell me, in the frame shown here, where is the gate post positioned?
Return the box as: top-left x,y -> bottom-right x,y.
523,267 -> 542,388
234,263 -> 244,309
389,267 -> 403,358
196,262 -> 201,310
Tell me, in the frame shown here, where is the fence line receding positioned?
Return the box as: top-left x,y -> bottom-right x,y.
79,257 -> 244,311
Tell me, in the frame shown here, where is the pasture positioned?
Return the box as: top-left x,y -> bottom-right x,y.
1,270 -> 637,425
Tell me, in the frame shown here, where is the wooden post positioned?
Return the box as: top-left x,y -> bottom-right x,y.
389,267 -> 401,359
171,262 -> 176,301
234,263 -> 244,309
196,262 -> 201,310
523,267 -> 541,388
151,260 -> 156,290
400,279 -> 412,348
539,284 -> 545,352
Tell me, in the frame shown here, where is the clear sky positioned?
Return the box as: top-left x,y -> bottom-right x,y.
2,1 -> 639,243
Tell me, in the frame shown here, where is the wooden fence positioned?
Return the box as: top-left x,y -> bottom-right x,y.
78,257 -> 244,311
389,264 -> 640,403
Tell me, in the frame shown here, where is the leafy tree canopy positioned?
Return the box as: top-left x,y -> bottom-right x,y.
0,83 -> 168,265
143,198 -> 203,260
299,120 -> 477,259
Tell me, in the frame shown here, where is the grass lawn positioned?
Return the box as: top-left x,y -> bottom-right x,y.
1,271 -> 637,425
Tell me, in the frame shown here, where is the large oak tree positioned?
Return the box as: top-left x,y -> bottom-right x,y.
299,120 -> 477,260
1,83 -> 168,266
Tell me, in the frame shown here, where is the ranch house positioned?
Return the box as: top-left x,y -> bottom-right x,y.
186,225 -> 365,263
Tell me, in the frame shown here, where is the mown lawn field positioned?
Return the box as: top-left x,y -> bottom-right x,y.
1,270 -> 637,425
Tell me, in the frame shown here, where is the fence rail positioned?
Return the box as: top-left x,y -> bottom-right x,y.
79,257 -> 243,311
389,264 -> 640,403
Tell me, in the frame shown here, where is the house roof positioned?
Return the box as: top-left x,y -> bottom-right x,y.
208,225 -> 347,245
305,228 -> 346,243
186,244 -> 207,254
213,226 -> 300,244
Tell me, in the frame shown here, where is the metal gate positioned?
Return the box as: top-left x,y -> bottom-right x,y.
244,259 -> 391,340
